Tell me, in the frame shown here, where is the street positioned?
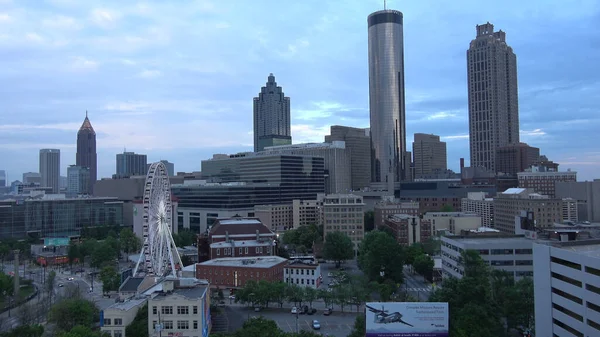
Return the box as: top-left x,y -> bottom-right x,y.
402,265 -> 434,302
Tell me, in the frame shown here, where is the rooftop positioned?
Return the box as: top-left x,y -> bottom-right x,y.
537,239 -> 600,258
219,218 -> 261,225
105,297 -> 147,311
443,235 -> 531,246
199,256 -> 288,268
120,277 -> 145,293
502,188 -> 527,195
210,240 -> 273,248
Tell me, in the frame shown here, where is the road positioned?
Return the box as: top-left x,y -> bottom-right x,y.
402,266 -> 434,302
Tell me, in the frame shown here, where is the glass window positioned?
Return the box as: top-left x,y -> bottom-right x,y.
177,306 -> 189,315
177,320 -> 190,329
193,306 -> 198,314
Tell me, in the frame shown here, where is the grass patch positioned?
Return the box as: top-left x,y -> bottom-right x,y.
0,284 -> 35,309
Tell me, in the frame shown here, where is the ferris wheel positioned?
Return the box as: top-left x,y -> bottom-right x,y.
133,162 -> 182,277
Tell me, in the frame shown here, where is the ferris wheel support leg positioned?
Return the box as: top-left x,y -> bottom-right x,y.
133,238 -> 148,276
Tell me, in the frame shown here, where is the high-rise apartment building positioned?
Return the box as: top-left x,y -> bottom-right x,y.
368,10 -> 406,190
116,152 -> 148,176
461,192 -> 494,228
67,165 -> 90,195
325,125 -> 371,191
412,133 -> 447,177
39,149 -> 60,193
76,112 -> 97,193
468,22 -> 519,172
495,142 -> 539,175
253,73 -> 291,152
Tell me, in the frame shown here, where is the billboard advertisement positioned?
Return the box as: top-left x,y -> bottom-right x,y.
44,237 -> 70,246
365,302 -> 449,337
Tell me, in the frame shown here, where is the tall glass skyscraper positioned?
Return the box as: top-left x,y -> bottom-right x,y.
367,10 -> 406,191
76,111 -> 97,193
253,73 -> 292,152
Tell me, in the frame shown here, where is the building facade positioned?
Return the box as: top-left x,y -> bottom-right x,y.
423,212 -> 482,235
325,125 -> 371,191
373,200 -> 420,228
76,112 -> 97,193
196,256 -> 287,288
534,239 -> 600,337
253,73 -> 291,152
39,149 -> 60,193
254,204 -> 293,231
494,188 -> 563,233
322,194 -> 365,254
461,192 -> 494,228
468,22 -> 519,172
116,152 -> 148,177
22,172 -> 41,185
284,258 -> 322,289
368,9 -> 407,190
441,235 -> 533,280
382,214 -> 433,246
292,199 -> 323,229
100,297 -> 147,337
518,167 -> 577,198
67,165 -> 90,195
556,180 -> 600,222
206,217 -> 276,260
495,143 -> 539,175
412,133 -> 447,177
264,141 -> 351,194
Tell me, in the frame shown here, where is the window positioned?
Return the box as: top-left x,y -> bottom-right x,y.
114,331 -> 123,337
193,320 -> 198,329
177,306 -> 189,315
239,248 -> 242,254
514,249 -> 533,255
515,260 -> 533,266
114,318 -> 123,326
551,272 -> 582,287
177,320 -> 190,329
256,247 -> 259,253
161,306 -> 173,315
152,306 -> 158,315
553,303 -> 583,322
104,318 -> 112,325
552,287 -> 582,305
491,249 -> 513,255
163,321 -> 173,330
193,306 -> 198,314
245,247 -> 248,254
217,248 -> 220,256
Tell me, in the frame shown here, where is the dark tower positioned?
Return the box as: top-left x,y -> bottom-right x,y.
76,111 -> 97,194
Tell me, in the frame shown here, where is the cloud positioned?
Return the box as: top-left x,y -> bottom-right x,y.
442,135 -> 469,141
291,124 -> 331,144
137,69 -> 161,78
427,111 -> 459,120
89,8 -> 120,28
520,128 -> 546,136
25,33 -> 43,42
70,56 -> 98,71
0,13 -> 11,22
41,15 -> 81,30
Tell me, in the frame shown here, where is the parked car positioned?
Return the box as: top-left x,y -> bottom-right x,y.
323,308 -> 332,316
254,307 -> 261,312
291,307 -> 298,314
312,320 -> 321,330
58,283 -> 64,287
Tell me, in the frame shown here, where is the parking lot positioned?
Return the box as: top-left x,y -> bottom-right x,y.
252,309 -> 358,337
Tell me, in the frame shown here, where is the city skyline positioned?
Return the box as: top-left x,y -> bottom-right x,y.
0,1 -> 598,180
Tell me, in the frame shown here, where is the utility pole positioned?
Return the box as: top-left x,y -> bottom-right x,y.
295,311 -> 299,333
13,250 -> 20,299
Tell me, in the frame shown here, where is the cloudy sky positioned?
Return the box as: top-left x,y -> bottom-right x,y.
0,0 -> 598,181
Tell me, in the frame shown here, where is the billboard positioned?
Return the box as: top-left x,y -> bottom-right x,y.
365,302 -> 449,337
44,237 -> 70,246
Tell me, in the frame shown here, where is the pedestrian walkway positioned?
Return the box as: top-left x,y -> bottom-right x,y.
406,287 -> 432,292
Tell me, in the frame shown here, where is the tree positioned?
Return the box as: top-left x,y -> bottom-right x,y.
48,298 -> 100,332
99,266 -> 120,294
364,211 -> 375,232
56,325 -> 109,337
181,255 -> 194,267
282,224 -> 321,250
67,243 -> 79,269
173,230 -> 197,247
46,270 -> 56,304
412,254 -> 434,281
440,204 -> 454,212
90,241 -> 117,268
303,286 -> 318,308
358,231 -> 405,283
348,315 -> 366,337
119,228 -> 141,256
233,317 -> 283,337
17,303 -> 36,326
125,304 -> 148,337
78,239 -> 98,266
323,232 -> 354,267
0,324 -> 44,337
405,244 -> 424,267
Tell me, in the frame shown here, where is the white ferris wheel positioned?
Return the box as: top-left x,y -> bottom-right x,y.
133,161 -> 183,277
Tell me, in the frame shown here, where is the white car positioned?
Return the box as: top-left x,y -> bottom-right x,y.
291,307 -> 298,314
67,277 -> 74,281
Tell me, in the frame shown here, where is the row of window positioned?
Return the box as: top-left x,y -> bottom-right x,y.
152,320 -> 199,330
152,305 -> 199,315
103,318 -> 123,326
216,246 -> 271,256
286,278 -> 316,285
284,269 -> 316,275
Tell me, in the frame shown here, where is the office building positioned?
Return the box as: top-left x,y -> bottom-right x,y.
325,125 -> 371,190
253,73 -> 291,152
556,180 -> 600,222
461,192 -> 494,228
373,199 -> 419,228
147,278 -> 211,337
494,188 -> 563,233
0,170 -> 5,187
116,152 -> 148,177
0,196 -> 123,239
284,257 -> 322,289
495,143 -> 539,175
67,165 -> 90,195
76,112 -> 97,193
382,214 -> 433,246
254,204 -> 293,231
468,22 -> 519,172
412,133 -> 447,177
518,166 -> 577,198
562,198 -> 579,223
423,212 -> 482,235
264,142 -> 351,194
292,199 -> 323,229
368,9 -> 407,190
441,234 -> 533,280
322,194 -> 365,254
150,160 -> 174,177
196,256 -> 287,288
39,149 -> 60,193
22,172 -> 41,185
534,238 -> 600,336
205,217 -> 276,260
100,297 -> 147,337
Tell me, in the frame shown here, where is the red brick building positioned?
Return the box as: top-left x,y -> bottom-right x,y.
195,256 -> 287,288
205,217 -> 277,260
382,214 -> 433,246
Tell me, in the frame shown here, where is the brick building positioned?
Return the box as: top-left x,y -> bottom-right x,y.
374,200 -> 419,228
382,214 -> 433,246
201,217 -> 277,260
495,143 -> 540,175
195,256 -> 287,288
517,167 -> 577,198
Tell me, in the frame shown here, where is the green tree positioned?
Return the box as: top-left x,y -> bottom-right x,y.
91,241 -> 117,268
78,239 -> 98,266
303,286 -> 318,308
119,228 -> 141,255
440,204 -> 454,212
405,244 -> 424,267
282,224 -> 321,250
234,317 -> 283,337
67,242 -> 80,269
348,315 -> 366,337
358,230 -> 405,283
506,277 -> 534,332
323,232 -> 354,267
0,324 -> 44,337
173,230 -> 197,247
125,304 -> 148,337
46,270 -> 56,304
99,265 -> 120,294
57,325 -> 109,337
364,211 -> 375,232
412,254 -> 434,281
181,255 -> 194,266
48,298 -> 100,332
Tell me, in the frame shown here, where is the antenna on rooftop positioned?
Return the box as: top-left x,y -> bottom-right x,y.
384,0 -> 387,9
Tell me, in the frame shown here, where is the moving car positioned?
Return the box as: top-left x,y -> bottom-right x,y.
312,320 -> 321,330
58,283 -> 64,287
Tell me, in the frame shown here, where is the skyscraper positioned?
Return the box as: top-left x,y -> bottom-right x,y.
412,133 -> 447,177
39,149 -> 60,193
116,152 -> 148,176
253,73 -> 291,152
467,22 -> 519,172
67,165 -> 90,195
76,111 -> 97,193
367,9 -> 406,191
325,126 -> 371,191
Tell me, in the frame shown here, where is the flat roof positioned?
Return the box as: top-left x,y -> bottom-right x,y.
210,240 -> 272,248
199,256 -> 287,268
537,239 -> 600,258
502,188 -> 526,194
219,219 -> 261,225
105,297 -> 147,311
444,235 -> 531,246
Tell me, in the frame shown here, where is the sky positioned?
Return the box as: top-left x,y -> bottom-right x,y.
0,0 -> 599,182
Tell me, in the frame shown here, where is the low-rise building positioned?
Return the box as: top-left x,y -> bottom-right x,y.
206,217 -> 276,260
284,257 -> 322,289
195,256 -> 287,288
382,214 -> 433,246
254,204 -> 293,231
461,192 -> 494,228
441,234 -> 534,280
423,212 -> 481,235
374,199 -> 419,228
493,188 -> 563,233
100,297 -> 147,337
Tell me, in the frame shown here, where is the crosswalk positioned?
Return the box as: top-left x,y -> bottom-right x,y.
406,287 -> 432,292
